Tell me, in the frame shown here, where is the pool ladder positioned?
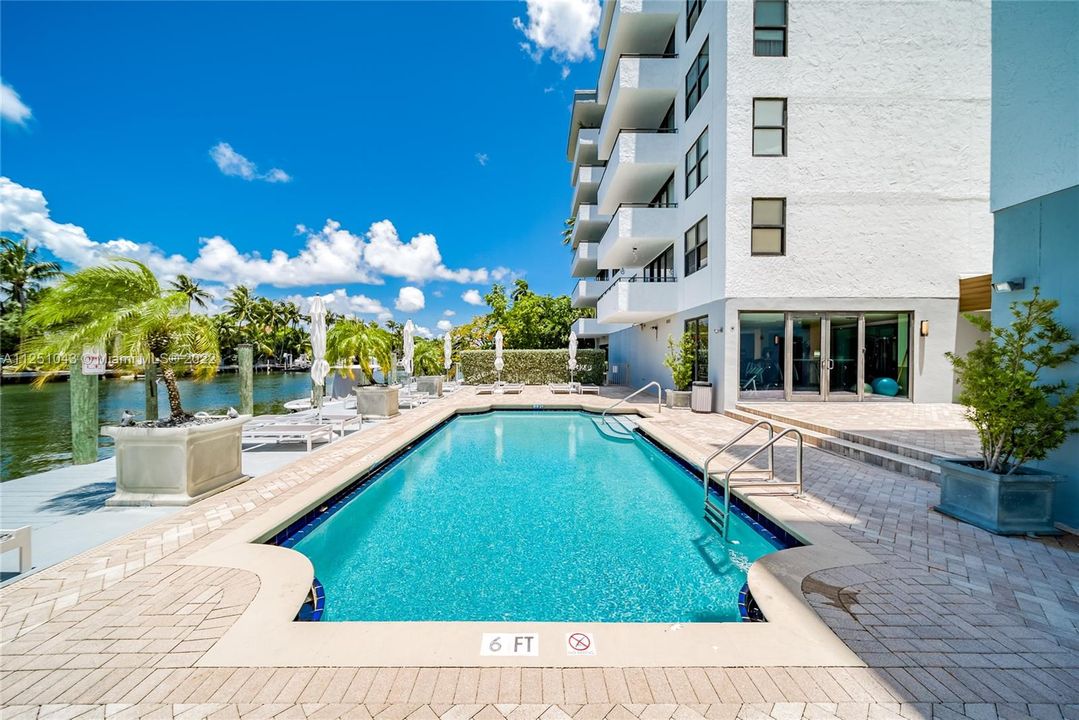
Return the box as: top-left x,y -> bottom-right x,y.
594,381 -> 662,439
702,421 -> 804,538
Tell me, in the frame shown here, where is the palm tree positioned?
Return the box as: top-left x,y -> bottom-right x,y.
0,236 -> 62,313
20,259 -> 219,419
412,337 -> 444,376
168,274 -> 212,313
561,217 -> 576,245
326,319 -> 392,384
224,285 -> 257,330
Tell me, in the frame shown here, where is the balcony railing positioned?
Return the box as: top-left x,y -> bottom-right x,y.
596,274 -> 678,303
614,202 -> 677,211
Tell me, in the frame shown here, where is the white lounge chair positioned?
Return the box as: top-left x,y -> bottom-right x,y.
502,383 -> 525,394
0,526 -> 32,574
548,383 -> 573,394
475,384 -> 497,394
578,384 -> 601,395
242,424 -> 334,451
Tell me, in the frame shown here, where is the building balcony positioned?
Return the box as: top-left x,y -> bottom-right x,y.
596,276 -> 678,324
598,0 -> 680,96
570,242 -> 599,278
571,278 -> 611,308
596,130 -> 678,214
572,317 -> 631,339
569,204 -> 612,248
565,90 -> 605,162
570,129 -> 601,185
597,57 -> 678,160
570,164 -> 604,216
598,204 -> 679,269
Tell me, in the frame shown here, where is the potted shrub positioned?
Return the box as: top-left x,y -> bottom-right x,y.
663,332 -> 695,408
21,259 -> 250,506
325,318 -> 400,416
940,289 -> 1079,534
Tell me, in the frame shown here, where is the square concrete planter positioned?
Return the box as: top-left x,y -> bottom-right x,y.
355,385 -> 399,418
934,458 -> 1062,535
414,376 -> 444,398
665,389 -> 691,408
103,415 -> 251,507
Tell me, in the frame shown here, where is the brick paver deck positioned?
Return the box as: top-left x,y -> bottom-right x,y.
2,388 -> 1076,720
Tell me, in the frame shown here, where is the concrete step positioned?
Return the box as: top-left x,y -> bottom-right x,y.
725,407 -> 942,483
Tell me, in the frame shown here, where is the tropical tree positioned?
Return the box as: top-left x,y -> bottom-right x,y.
0,236 -> 62,313
325,319 -> 393,383
224,285 -> 257,329
412,337 -> 444,376
168,274 -> 212,313
561,217 -> 575,245
20,259 -> 219,419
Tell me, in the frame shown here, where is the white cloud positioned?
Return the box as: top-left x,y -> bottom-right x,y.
461,289 -> 485,306
413,325 -> 434,340
283,288 -> 390,318
432,289 -> 444,298
491,267 -> 512,281
443,309 -> 456,317
395,286 -> 425,313
0,178 -> 493,290
543,86 -> 555,94
561,65 -> 571,79
210,142 -> 291,183
475,153 -> 489,166
513,0 -> 600,64
1,80 -> 32,126
436,319 -> 453,332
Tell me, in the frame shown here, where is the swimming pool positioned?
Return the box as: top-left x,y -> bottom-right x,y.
283,411 -> 790,623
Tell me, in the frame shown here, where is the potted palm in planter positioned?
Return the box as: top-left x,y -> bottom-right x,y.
663,332 -> 695,408
940,289 -> 1079,534
325,319 -> 399,417
21,259 -> 250,506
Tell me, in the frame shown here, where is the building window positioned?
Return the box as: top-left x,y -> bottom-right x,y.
753,98 -> 786,156
652,174 -> 675,206
685,315 -> 709,382
685,38 -> 709,118
644,245 -> 675,281
660,102 -> 676,130
685,128 -> 709,197
751,198 -> 785,255
687,0 -> 704,37
754,0 -> 787,56
684,217 -> 708,275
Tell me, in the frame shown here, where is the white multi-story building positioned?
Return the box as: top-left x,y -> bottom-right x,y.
568,0 -> 992,409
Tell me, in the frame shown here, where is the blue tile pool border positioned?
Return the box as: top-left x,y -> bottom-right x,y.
265,408 -> 804,623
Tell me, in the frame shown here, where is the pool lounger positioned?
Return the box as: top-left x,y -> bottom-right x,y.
242,424 -> 334,451
578,384 -> 601,394
502,383 -> 525,394
548,383 -> 573,394
0,526 -> 32,574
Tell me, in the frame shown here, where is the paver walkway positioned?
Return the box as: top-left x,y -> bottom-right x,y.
1,387 -> 1076,720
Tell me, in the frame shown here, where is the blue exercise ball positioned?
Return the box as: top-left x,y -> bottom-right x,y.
871,377 -> 900,396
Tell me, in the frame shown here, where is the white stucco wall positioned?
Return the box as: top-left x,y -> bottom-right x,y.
990,1 -> 1079,211
724,0 -> 993,300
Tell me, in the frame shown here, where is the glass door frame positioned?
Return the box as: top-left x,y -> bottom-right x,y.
783,312 -> 865,402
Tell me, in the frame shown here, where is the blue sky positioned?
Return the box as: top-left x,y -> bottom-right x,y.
0,0 -> 601,336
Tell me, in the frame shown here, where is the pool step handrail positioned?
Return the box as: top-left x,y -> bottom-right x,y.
703,425 -> 805,538
601,381 -> 662,421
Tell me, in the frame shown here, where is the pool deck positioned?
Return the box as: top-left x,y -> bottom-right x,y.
1,386 -> 1077,719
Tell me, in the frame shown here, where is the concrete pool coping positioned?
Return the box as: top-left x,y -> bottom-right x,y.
184,396 -> 881,667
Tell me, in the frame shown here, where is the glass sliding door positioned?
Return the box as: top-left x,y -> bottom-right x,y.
864,312 -> 911,400
738,312 -> 785,400
788,314 -> 823,399
826,314 -> 862,400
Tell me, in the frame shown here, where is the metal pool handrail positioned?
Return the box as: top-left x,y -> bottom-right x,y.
703,426 -> 804,538
602,381 -> 662,420
702,419 -> 778,498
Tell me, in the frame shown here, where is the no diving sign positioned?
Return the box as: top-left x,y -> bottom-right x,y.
566,632 -> 596,656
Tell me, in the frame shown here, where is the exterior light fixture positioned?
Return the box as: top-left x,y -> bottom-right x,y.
992,278 -> 1026,292
920,320 -> 930,337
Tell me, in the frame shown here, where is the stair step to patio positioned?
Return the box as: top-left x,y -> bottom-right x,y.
725,407 -> 942,483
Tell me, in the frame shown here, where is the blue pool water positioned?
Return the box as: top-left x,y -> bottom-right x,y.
288,411 -> 786,623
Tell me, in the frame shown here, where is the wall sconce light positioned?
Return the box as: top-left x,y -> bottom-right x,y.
992,278 -> 1026,292
651,325 -> 659,340
920,320 -> 930,337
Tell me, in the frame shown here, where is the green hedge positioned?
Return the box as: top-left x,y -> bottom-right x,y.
460,349 -> 606,385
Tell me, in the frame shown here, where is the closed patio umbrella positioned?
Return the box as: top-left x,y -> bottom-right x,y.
444,330 -> 453,374
402,319 -> 415,380
309,295 -> 330,418
494,329 -> 504,384
568,331 -> 578,386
